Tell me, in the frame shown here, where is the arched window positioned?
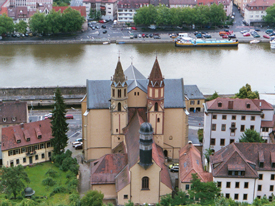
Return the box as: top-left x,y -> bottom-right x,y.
124,89 -> 126,97
112,89 -> 115,97
155,102 -> 158,112
118,103 -> 121,111
142,176 -> 149,190
118,89 -> 121,98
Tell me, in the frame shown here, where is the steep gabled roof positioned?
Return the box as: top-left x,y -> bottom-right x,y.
184,85 -> 205,100
124,64 -> 146,80
112,59 -> 126,84
0,101 -> 28,125
148,58 -> 164,87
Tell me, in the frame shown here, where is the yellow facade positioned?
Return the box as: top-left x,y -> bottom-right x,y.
127,88 -> 147,108
117,184 -> 130,205
185,98 -> 205,112
91,184 -> 117,200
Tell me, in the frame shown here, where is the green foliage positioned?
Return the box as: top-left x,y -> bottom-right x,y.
42,177 -> 56,186
14,20 -> 28,34
263,4 -> 275,25
29,12 -> 48,34
69,193 -> 81,206
160,194 -> 174,206
51,87 -> 69,155
45,168 -> 58,178
19,198 -> 37,206
69,163 -> 80,175
235,83 -> 259,99
0,199 -> 12,206
104,203 -> 114,206
124,200 -> 134,206
89,9 -> 102,20
189,173 -> 221,205
67,178 -> 78,191
53,0 -> 70,6
252,196 -> 270,206
61,7 -> 85,33
206,91 -> 219,101
198,129 -> 203,143
50,186 -> 67,196
0,14 -> 14,35
0,165 -> 30,199
239,129 -> 265,143
60,156 -> 77,172
134,4 -> 157,26
46,10 -> 63,34
203,148 -> 213,164
214,196 -> 250,206
81,190 -> 104,206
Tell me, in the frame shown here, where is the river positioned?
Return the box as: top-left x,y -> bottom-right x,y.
0,43 -> 274,94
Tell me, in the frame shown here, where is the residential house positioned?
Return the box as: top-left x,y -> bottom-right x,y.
211,143 -> 275,203
196,0 -> 233,16
1,119 -> 54,167
169,0 -> 196,8
179,141 -> 213,192
184,85 -> 205,113
9,0 -> 52,8
203,98 -> 275,155
83,0 -> 118,20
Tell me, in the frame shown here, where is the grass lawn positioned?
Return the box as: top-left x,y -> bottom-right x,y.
0,162 -> 73,205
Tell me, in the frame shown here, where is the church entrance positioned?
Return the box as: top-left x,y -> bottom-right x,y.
196,107 -> 201,112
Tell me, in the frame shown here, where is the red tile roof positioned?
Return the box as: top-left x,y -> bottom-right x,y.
83,0 -> 117,3
52,6 -> 86,17
245,0 -> 275,10
0,101 -> 28,125
0,6 -> 7,15
117,0 -> 149,9
179,143 -> 213,183
2,119 -> 53,151
115,164 -> 130,192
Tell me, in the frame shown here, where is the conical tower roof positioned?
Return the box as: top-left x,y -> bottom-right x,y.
112,59 -> 126,84
148,58 -> 164,87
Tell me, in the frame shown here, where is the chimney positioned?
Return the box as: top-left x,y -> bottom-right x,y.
188,140 -> 192,148
228,101 -> 233,109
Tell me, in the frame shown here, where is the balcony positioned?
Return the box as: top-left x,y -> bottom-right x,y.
26,151 -> 36,156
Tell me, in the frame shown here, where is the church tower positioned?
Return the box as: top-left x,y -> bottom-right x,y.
147,58 -> 164,147
110,58 -> 128,149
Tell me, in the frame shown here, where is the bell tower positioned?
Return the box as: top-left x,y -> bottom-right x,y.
110,57 -> 128,149
147,58 -> 164,147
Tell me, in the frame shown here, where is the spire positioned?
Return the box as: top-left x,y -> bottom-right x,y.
112,58 -> 126,84
148,58 -> 164,87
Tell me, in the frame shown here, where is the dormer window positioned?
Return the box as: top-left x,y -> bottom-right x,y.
27,138 -> 30,142
218,102 -> 222,107
272,163 -> 275,168
3,117 -> 6,122
17,140 -> 21,143
246,103 -> 250,108
38,135 -> 42,139
259,162 -> 264,168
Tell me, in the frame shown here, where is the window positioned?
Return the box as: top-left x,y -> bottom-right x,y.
226,193 -> 230,198
42,153 -> 45,159
197,100 -> 200,105
16,159 -> 19,164
124,195 -> 128,199
212,124 -> 216,131
246,103 -> 250,108
221,124 -> 226,131
35,155 -> 38,160
35,145 -> 38,150
118,102 -> 121,111
157,118 -> 160,122
270,185 -> 274,191
213,115 -> 217,119
210,138 -> 216,145
137,92 -> 139,96
232,115 -> 236,120
48,152 -> 51,158
234,194 -> 239,200
222,115 -> 227,120
241,125 -> 245,132
142,177 -> 149,190
243,194 -> 248,200
186,184 -> 190,190
21,147 -> 26,153
118,89 -> 121,98
190,101 -> 195,105
217,182 -> 222,187
220,139 -> 225,146
235,182 -> 240,188
259,162 -> 264,168
218,102 -> 222,107
251,116 -> 255,121
40,144 -> 44,149
262,127 -> 268,132
259,174 -> 263,180
271,174 -> 275,180
3,117 -> 6,122
23,157 -> 26,163
112,89 -> 115,97
258,185 -> 262,191
269,196 -> 273,202
47,142 -> 51,148
272,164 -> 275,168
226,182 -> 231,188
250,125 -> 255,130
27,138 -> 30,142
155,102 -> 158,112
124,89 -> 126,97
116,129 -> 118,132
241,116 -> 246,120
230,139 -> 235,144
228,171 -> 232,175
244,182 -> 249,188
134,92 -> 136,96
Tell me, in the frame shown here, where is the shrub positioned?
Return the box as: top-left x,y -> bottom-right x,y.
45,168 -> 58,178
67,178 -> 78,191
50,186 -> 67,196
198,129 -> 203,143
66,171 -> 75,179
81,190 -> 104,206
42,177 -> 56,186
70,163 -> 79,175
69,193 -> 81,206
19,198 -> 37,206
60,157 -> 77,172
0,199 -> 12,206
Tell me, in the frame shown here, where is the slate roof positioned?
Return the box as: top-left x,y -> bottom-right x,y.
0,101 -> 28,125
184,85 -> 205,100
127,79 -> 147,93
2,119 -> 53,151
210,143 -> 275,178
179,143 -> 212,183
91,153 -> 128,184
124,64 -> 146,80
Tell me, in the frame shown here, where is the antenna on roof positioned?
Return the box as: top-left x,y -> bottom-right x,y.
130,55 -> 134,65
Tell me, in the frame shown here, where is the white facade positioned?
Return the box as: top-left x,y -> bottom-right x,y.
256,171 -> 275,200
244,8 -> 266,25
117,8 -> 136,22
83,1 -> 117,20
214,177 -> 256,204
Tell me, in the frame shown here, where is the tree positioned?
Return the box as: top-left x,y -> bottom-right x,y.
206,91 -> 219,101
263,4 -> 275,25
0,165 -> 30,199
239,129 -> 265,143
188,173 -> 220,205
46,10 -> 63,34
14,20 -> 28,34
210,3 -> 226,26
0,14 -> 14,35
81,190 -> 104,206
156,4 -> 172,26
134,4 -> 157,25
61,7 -> 85,33
89,9 -> 101,20
29,12 -> 48,34
51,87 -> 69,155
235,83 -> 259,99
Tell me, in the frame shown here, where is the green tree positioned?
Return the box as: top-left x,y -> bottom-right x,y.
29,12 -> 48,34
46,10 -> 63,34
61,7 -> 85,33
239,129 -> 265,143
0,165 -> 30,199
235,83 -> 259,99
206,91 -> 219,101
81,190 -> 104,206
134,4 -> 157,25
89,9 -> 102,20
19,198 -> 37,206
170,8 -> 181,26
0,14 -> 14,35
156,4 -> 172,26
188,173 -> 220,205
263,4 -> 275,25
69,193 -> 81,206
51,87 -> 69,155
210,3 -> 226,26
14,20 -> 28,34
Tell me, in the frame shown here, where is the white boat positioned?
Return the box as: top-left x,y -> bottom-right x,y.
270,39 -> 275,49
103,42 -> 110,45
250,40 -> 260,44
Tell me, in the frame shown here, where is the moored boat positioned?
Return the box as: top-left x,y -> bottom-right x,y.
270,38 -> 275,49
250,40 -> 260,44
175,37 -> 238,47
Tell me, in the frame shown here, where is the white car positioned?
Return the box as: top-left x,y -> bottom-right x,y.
241,30 -> 248,34
138,34 -> 142,38
72,138 -> 83,147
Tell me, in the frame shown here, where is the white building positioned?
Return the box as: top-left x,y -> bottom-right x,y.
203,98 -> 274,154
211,143 -> 275,203
244,3 -> 270,26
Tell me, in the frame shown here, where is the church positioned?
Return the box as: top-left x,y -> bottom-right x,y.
81,57 -> 189,204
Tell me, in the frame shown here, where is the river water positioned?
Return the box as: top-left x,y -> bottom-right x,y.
0,43 -> 274,94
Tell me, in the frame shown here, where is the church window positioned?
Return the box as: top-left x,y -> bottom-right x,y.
142,176 -> 149,190
124,89 -> 126,97
157,118 -> 160,122
118,103 -> 121,111
116,129 -> 118,132
112,89 -> 115,97
124,195 -> 128,199
155,103 -> 158,111
134,92 -> 136,96
118,89 -> 121,98
137,92 -> 139,95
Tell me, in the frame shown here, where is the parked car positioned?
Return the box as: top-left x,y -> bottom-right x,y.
142,34 -> 145,38
65,114 -> 74,119
131,27 -> 137,30
196,33 -> 203,38
243,32 -> 251,36
240,30 -> 248,34
134,34 -> 137,38
145,34 -> 149,38
91,26 -> 95,30
265,29 -> 273,34
219,31 -> 228,36
101,25 -> 106,28
44,113 -> 53,119
263,34 -> 270,39
228,34 -> 236,38
254,28 -> 261,31
222,35 -> 228,39
72,138 -> 83,147
224,29 -> 229,32
203,34 -> 211,38
95,25 -> 100,29
170,165 -> 179,172
149,33 -> 153,38
103,30 -> 107,34
98,20 -> 106,23
75,142 -> 83,149
194,31 -> 199,35
138,34 -> 142,38
224,25 -> 230,28
154,35 -> 161,39
269,33 -> 275,36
